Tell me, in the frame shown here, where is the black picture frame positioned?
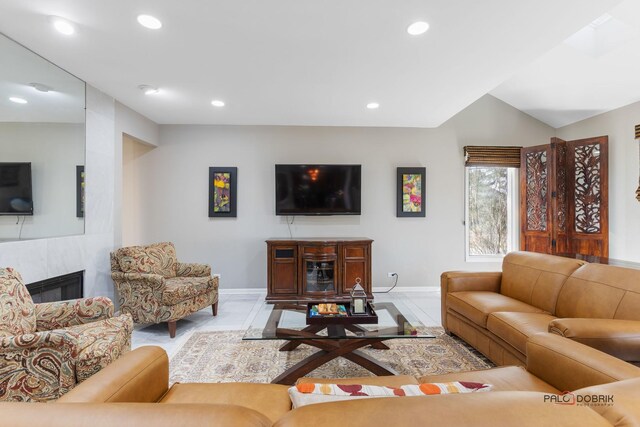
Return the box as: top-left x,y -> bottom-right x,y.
76,165 -> 85,218
397,167 -> 426,217
208,167 -> 237,218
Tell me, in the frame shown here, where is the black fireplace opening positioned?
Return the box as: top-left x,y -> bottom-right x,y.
27,271 -> 84,303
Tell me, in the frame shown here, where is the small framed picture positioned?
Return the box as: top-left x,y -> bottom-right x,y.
208,167 -> 237,217
76,165 -> 85,218
397,167 -> 426,217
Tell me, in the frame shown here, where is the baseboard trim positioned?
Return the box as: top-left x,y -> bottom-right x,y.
219,288 -> 266,295
372,286 -> 439,293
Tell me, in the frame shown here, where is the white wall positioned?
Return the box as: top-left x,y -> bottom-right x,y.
135,95 -> 554,289
122,135 -> 155,246
0,86 -> 117,299
0,122 -> 84,240
557,99 -> 640,262
114,101 -> 159,248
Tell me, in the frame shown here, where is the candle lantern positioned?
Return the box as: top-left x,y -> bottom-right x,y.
350,278 -> 367,315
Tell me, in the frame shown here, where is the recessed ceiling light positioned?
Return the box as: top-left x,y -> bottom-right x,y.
211,100 -> 225,107
138,84 -> 160,95
407,21 -> 429,36
49,16 -> 75,35
137,14 -> 162,30
9,97 -> 28,104
366,102 -> 379,109
29,83 -> 53,93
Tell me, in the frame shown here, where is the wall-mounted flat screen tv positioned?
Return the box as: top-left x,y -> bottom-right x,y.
275,164 -> 361,215
0,162 -> 33,215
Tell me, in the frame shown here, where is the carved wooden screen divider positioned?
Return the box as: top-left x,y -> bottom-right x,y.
520,136 -> 608,257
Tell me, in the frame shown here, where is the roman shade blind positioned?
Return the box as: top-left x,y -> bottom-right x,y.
464,146 -> 522,168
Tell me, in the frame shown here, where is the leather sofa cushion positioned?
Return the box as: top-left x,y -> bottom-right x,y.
160,383 -> 291,423
418,366 -> 559,393
162,277 -> 212,305
447,292 -> 546,328
487,312 -> 557,355
556,263 -> 640,320
500,252 -> 584,314
297,375 -> 419,387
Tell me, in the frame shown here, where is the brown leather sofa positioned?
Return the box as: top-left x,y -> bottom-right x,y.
441,251 -> 640,366
3,332 -> 640,426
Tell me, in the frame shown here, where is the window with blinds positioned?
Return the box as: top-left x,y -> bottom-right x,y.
464,145 -> 520,261
464,146 -> 522,168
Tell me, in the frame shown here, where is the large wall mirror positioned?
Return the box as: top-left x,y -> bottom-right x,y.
0,33 -> 85,241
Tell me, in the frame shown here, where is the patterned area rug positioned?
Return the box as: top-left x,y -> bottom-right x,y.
169,327 -> 493,384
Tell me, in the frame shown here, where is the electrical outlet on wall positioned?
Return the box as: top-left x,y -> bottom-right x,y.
387,272 -> 397,277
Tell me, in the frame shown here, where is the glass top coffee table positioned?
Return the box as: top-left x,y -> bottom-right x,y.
243,300 -> 434,384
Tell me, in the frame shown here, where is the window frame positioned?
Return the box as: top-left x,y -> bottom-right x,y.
464,166 -> 519,263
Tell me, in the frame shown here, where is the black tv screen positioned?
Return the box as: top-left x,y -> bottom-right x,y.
275,164 -> 361,215
0,162 -> 33,215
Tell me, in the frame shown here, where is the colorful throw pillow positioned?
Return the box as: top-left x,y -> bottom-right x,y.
289,382 -> 492,408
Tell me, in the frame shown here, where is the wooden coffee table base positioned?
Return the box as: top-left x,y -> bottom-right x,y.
271,325 -> 398,385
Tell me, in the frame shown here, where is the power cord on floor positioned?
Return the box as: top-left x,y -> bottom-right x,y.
374,273 -> 398,294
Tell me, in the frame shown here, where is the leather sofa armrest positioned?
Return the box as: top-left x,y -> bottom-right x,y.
440,271 -> 502,331
35,297 -> 115,331
526,333 -> 640,392
549,318 -> 640,362
176,262 -> 212,277
0,403 -> 272,427
58,346 -> 169,403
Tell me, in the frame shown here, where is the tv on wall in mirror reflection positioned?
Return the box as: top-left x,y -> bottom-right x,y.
0,162 -> 33,215
275,164 -> 361,215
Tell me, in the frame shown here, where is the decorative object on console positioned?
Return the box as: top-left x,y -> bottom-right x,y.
208,167 -> 237,217
76,165 -> 85,218
110,242 -> 219,338
350,280 -> 367,314
0,267 -> 133,402
396,167 -> 426,217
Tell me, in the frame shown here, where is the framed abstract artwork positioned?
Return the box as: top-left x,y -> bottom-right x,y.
76,165 -> 85,218
397,167 -> 426,217
208,167 -> 237,217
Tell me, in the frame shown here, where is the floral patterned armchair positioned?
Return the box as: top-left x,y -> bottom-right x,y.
0,267 -> 133,402
110,242 -> 219,338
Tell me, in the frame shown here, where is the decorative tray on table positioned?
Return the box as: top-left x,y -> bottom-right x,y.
306,302 -> 378,325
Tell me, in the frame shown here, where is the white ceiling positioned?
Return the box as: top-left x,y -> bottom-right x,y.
491,0 -> 640,128
0,0 -> 624,128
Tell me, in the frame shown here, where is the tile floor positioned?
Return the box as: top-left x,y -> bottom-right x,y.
132,290 -> 442,357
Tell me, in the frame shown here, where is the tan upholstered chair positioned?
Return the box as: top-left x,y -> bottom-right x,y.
0,267 -> 133,402
110,242 -> 219,338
